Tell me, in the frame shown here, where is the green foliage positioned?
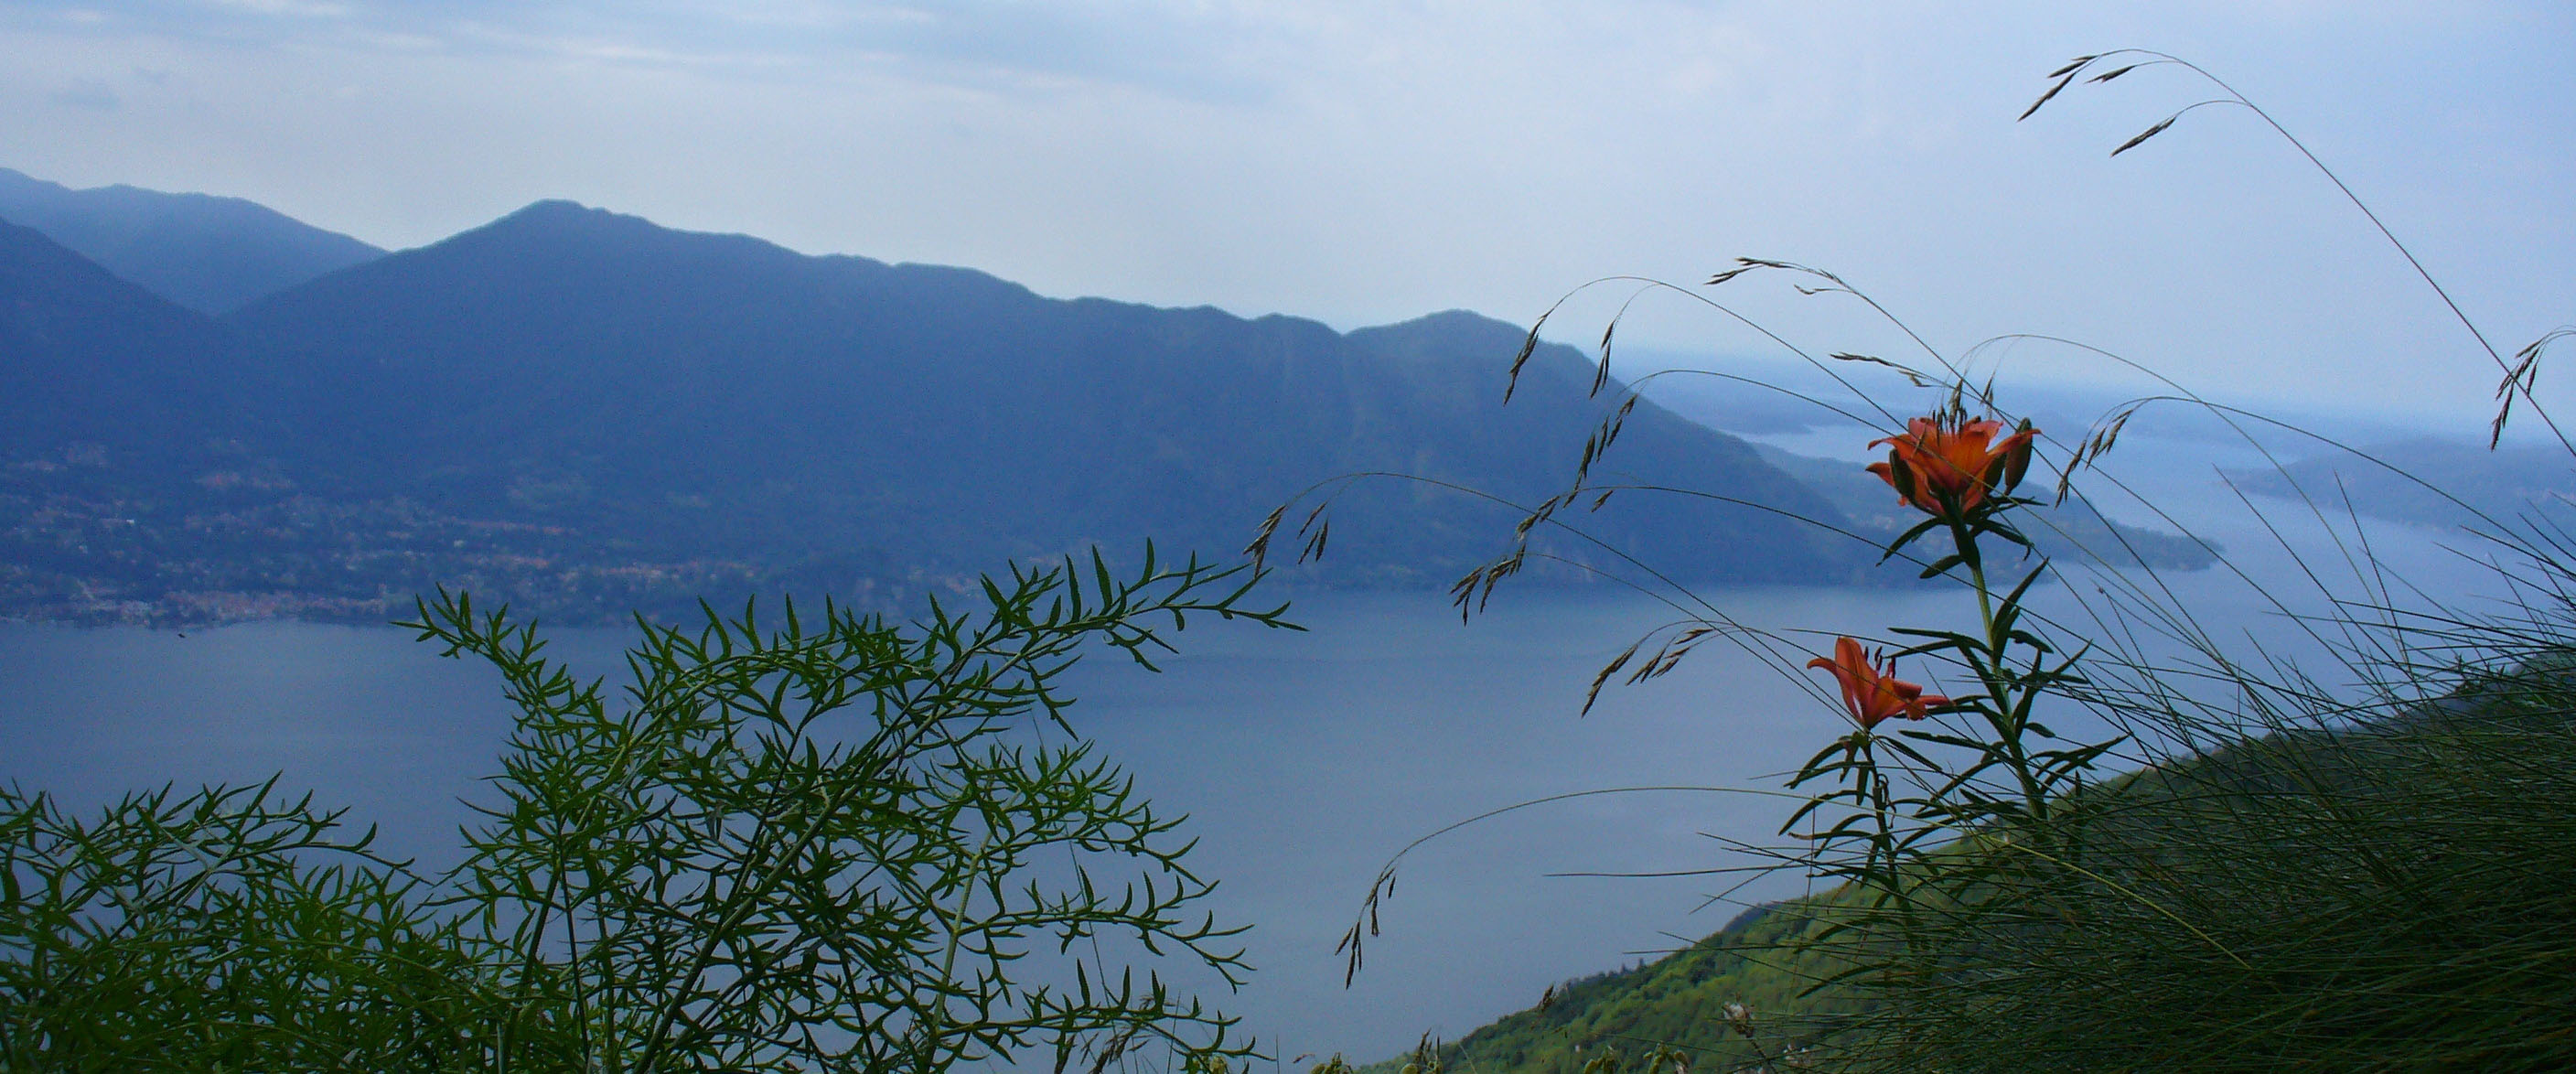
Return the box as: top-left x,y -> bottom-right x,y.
0,780 -> 519,1070
1365,905 -> 1865,1074
1,549 -> 1293,1072
1853,662 -> 2576,1072
1370,653 -> 2576,1074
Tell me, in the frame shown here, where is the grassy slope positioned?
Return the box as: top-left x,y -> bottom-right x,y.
1355,896 -> 1870,1073
1357,661 -> 2576,1073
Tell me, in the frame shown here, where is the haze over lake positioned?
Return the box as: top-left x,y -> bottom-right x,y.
3,422 -> 2526,1064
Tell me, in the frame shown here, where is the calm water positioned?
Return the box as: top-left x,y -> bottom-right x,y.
0,587 -> 1959,1063
0,435 -> 2535,1065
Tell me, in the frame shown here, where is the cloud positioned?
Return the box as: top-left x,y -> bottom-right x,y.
8,1 -> 1309,100
425,0 -> 1302,101
200,0 -> 349,15
49,76 -> 119,108
810,0 -> 1291,101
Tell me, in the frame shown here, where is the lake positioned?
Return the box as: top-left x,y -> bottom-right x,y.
1,585 -> 1968,1065
0,430 -> 2539,1066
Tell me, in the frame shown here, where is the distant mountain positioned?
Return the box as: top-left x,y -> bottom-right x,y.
0,167 -> 382,315
0,224 -> 572,623
230,200 -> 1862,596
2230,438 -> 2576,530
0,199 -> 1876,623
0,220 -> 275,459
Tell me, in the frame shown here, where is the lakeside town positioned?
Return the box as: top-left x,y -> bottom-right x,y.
0,446 -> 850,626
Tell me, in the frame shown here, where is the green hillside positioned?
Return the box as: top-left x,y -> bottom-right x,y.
1357,659 -> 2576,1074
1353,898 -> 1868,1074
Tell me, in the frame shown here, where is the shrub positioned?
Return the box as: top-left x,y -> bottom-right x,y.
1,549 -> 1293,1072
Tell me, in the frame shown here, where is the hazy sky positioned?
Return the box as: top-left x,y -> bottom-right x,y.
5,1 -> 2571,424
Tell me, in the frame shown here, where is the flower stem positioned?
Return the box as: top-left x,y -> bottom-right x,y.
1963,532 -> 2048,822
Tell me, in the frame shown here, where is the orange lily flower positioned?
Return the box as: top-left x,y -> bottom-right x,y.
1866,413 -> 2038,517
1808,637 -> 1950,729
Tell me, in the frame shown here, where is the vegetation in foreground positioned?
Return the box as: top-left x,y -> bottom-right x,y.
1,550 -> 1293,1072
1292,50 -> 2576,1074
1360,666 -> 2576,1073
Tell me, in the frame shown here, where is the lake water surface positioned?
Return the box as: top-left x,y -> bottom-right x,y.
0,435 -> 2538,1066
2,586 -> 1963,1064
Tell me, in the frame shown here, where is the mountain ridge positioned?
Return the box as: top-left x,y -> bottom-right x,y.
7,198 -> 1869,623
0,219 -> 277,458
0,166 -> 384,314
231,200 -> 1859,575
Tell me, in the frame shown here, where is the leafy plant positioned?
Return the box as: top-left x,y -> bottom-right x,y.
2,548 -> 1294,1072
0,779 -> 519,1070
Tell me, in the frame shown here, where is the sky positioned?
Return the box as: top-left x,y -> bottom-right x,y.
3,1 -> 2571,427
